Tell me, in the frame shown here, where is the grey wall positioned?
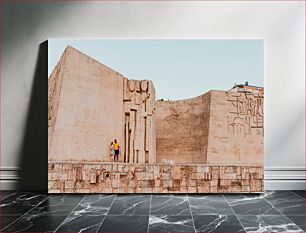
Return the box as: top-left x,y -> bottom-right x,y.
1,1 -> 304,190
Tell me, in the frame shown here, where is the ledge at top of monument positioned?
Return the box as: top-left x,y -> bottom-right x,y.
156,90 -> 213,103
156,84 -> 264,104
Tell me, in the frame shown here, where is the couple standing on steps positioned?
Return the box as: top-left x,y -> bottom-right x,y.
110,139 -> 120,162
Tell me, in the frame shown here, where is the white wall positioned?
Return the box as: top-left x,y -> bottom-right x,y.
1,1 -> 304,190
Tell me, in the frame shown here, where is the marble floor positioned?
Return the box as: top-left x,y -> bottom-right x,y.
0,190 -> 304,232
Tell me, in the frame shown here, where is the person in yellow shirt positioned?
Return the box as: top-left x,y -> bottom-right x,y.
113,139 -> 120,162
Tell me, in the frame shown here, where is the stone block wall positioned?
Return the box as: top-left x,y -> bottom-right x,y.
48,162 -> 263,193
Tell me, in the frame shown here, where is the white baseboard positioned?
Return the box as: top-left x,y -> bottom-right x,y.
0,167 -> 20,190
264,180 -> 305,190
264,166 -> 305,190
0,166 -> 305,191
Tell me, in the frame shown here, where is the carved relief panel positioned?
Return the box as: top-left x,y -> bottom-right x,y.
123,78 -> 156,164
227,88 -> 264,137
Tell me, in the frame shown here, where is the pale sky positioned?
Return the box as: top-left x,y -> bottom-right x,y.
48,39 -> 263,100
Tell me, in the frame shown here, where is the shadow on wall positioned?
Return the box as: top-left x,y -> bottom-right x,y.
17,41 -> 48,191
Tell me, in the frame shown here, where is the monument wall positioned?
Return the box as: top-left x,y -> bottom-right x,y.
207,89 -> 264,166
155,88 -> 264,166
155,93 -> 211,164
48,46 -> 124,162
48,51 -> 65,155
48,46 -> 156,163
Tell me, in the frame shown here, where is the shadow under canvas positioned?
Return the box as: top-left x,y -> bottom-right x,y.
17,41 -> 48,191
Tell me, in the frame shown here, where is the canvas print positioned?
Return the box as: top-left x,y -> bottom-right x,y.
48,39 -> 264,193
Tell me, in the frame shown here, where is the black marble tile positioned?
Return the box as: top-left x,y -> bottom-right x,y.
151,195 -> 191,216
28,194 -> 85,216
108,195 -> 150,215
286,215 -> 305,230
2,214 -> 68,232
0,215 -> 22,231
291,190 -> 305,199
0,192 -> 48,215
238,215 -> 303,232
193,215 -> 245,232
56,213 -> 105,232
188,195 -> 234,215
29,202 -> 80,216
223,193 -> 266,201
265,191 -> 304,215
73,194 -> 116,215
0,191 -> 16,201
3,191 -> 48,203
1,195 -> 84,232
224,194 -> 281,215
149,215 -> 194,232
98,215 -> 149,232
0,191 -> 304,232
47,194 -> 86,205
